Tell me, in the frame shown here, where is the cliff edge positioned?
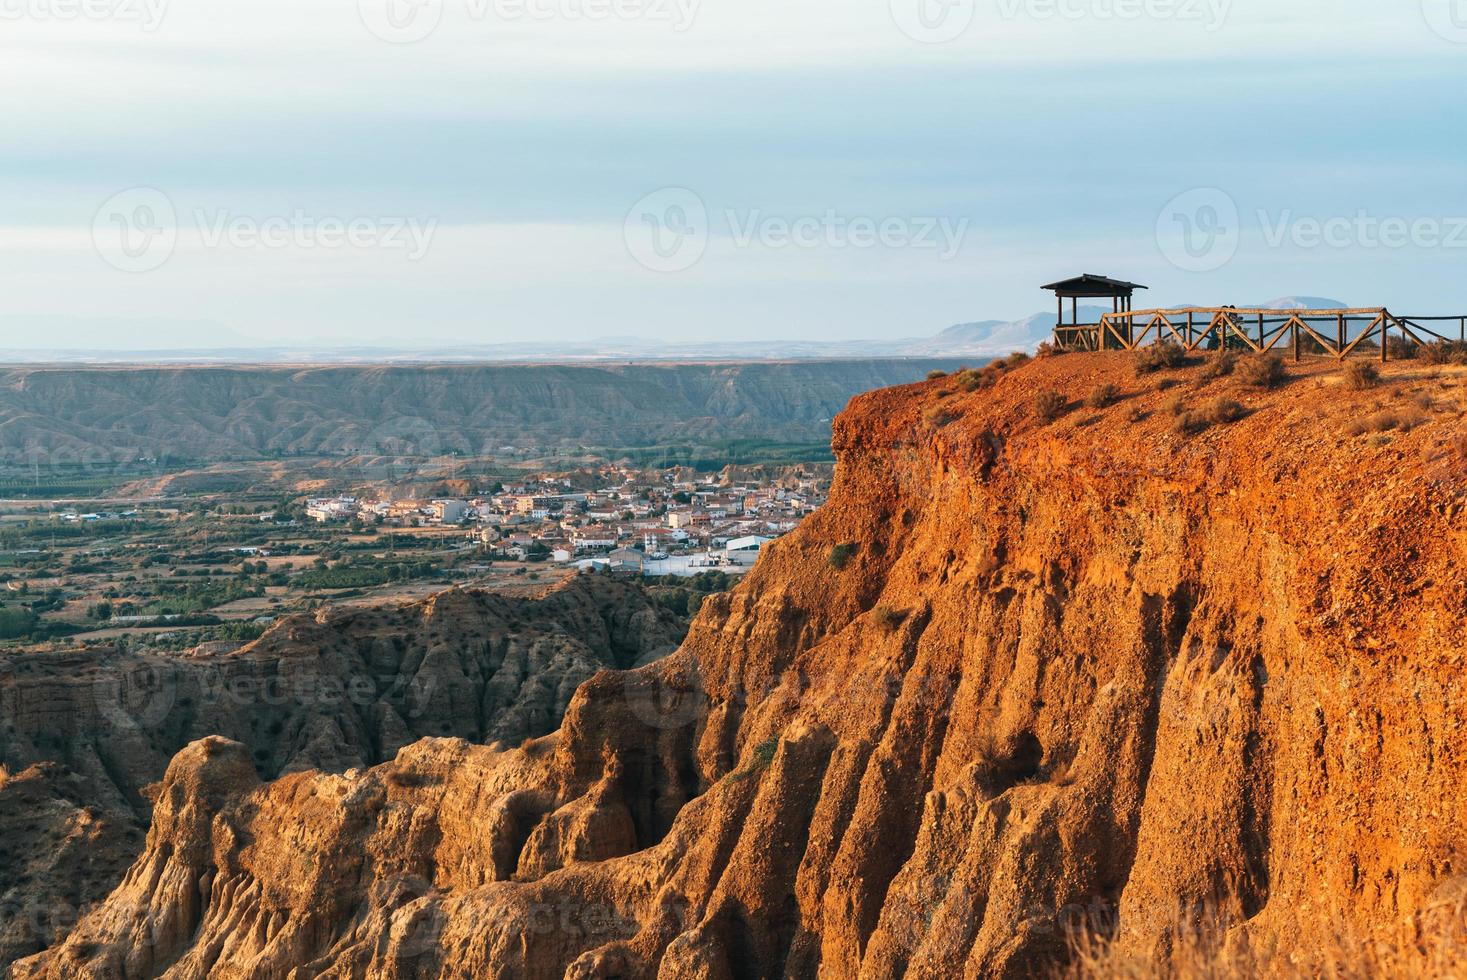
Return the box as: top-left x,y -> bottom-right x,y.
18,352 -> 1467,978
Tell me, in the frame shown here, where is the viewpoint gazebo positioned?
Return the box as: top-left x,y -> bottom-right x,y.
1043,274 -> 1148,350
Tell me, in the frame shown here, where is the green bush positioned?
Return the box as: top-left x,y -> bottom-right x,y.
294,566 -> 390,589
0,607 -> 37,639
828,543 -> 857,570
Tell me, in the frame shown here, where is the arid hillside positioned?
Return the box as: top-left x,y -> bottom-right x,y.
17,352 -> 1467,978
0,575 -> 687,968
0,360 -> 964,463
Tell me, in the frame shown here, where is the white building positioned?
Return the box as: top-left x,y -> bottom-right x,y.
432,499 -> 468,524
608,548 -> 645,573
723,535 -> 772,566
572,530 -> 617,551
306,497 -> 358,523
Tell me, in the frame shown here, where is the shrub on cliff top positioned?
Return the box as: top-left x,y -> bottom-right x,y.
954,352 -> 1032,394
1386,336 -> 1418,360
956,368 -> 991,392
1419,340 -> 1467,366
1361,409 -> 1427,434
1342,360 -> 1381,390
926,369 -> 948,380
1084,383 -> 1119,409
924,404 -> 958,429
1033,390 -> 1068,424
1198,351 -> 1237,380
1172,412 -> 1211,437
1206,398 -> 1246,424
1237,353 -> 1287,389
1133,342 -> 1189,376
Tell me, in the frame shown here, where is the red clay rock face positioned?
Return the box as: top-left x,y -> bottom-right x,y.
18,354 -> 1467,978
0,575 -> 686,970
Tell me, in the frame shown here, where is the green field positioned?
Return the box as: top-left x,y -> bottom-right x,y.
608,439 -> 835,471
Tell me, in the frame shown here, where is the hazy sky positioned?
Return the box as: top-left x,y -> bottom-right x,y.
2,0 -> 1466,349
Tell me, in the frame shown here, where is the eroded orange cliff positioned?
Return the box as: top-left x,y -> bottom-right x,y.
19,353 -> 1467,978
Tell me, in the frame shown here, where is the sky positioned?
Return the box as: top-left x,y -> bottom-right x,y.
2,0 -> 1466,349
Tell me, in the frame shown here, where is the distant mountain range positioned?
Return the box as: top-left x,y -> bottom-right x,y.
0,360 -> 973,463
0,298 -> 1347,364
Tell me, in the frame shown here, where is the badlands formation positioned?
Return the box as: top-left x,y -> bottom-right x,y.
15,352 -> 1467,978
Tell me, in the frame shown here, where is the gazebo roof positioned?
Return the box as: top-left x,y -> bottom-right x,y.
1042,274 -> 1148,297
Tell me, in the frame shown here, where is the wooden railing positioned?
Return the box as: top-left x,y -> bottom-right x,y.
1055,308 -> 1467,361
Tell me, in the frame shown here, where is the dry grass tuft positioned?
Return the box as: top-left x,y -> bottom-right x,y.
872,606 -> 908,632
1085,383 -> 1120,409
1056,887 -> 1467,980
924,404 -> 958,429
1172,413 -> 1210,437
1034,390 -> 1069,424
1386,336 -> 1419,361
1206,399 -> 1246,424
1342,360 -> 1380,390
1418,340 -> 1467,366
386,770 -> 437,790
1236,354 -> 1287,389
953,352 -> 1033,393
1357,409 -> 1429,434
1198,351 -> 1237,381
1133,342 -> 1190,376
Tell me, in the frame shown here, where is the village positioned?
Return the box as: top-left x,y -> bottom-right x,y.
0,461 -> 831,650
302,465 -> 829,577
